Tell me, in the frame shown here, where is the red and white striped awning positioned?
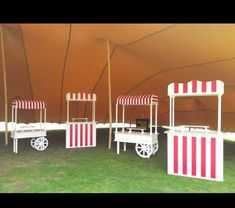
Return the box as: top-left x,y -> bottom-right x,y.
66,92 -> 96,101
116,95 -> 158,105
168,80 -> 224,97
12,100 -> 46,109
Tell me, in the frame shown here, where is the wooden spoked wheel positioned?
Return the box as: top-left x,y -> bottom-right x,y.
152,143 -> 159,155
30,138 -> 36,148
135,143 -> 153,158
34,137 -> 48,151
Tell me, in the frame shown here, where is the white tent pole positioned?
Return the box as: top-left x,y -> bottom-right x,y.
150,103 -> 153,135
15,107 -> 17,133
40,108 -> 42,129
169,97 -> 172,127
115,104 -> 118,132
44,108 -> 46,131
92,100 -> 95,122
0,24 -> 8,145
172,97 -> 175,127
122,105 -> 125,132
155,103 -> 158,134
218,95 -> 222,133
107,40 -> 112,149
67,100 -> 69,123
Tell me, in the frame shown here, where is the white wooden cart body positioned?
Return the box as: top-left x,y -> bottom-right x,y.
114,95 -> 159,158
10,100 -> 48,153
166,80 -> 224,181
65,93 -> 96,148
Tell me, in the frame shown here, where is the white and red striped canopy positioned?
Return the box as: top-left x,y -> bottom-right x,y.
168,80 -> 224,97
66,93 -> 96,101
12,100 -> 46,109
116,95 -> 158,105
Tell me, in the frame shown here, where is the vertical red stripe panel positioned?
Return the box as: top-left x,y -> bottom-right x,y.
212,80 -> 217,92
81,93 -> 83,99
192,137 -> 197,176
70,93 -> 72,100
85,124 -> 88,146
90,123 -> 93,146
192,80 -> 197,93
211,138 -> 216,179
80,124 -> 83,146
182,136 -> 187,175
201,137 -> 206,177
70,124 -> 73,147
183,83 -> 188,93
174,83 -> 179,94
75,124 -> 78,147
202,81 -> 207,92
174,136 -> 178,174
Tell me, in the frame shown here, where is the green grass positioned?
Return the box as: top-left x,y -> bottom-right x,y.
0,129 -> 235,193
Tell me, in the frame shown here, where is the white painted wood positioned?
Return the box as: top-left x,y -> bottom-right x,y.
115,104 -> 118,132
150,103 -> 152,135
155,103 -> 158,134
218,95 -> 221,132
122,105 -> 125,132
117,141 -> 120,154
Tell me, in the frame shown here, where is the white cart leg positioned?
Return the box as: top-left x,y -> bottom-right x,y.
124,142 -> 126,151
117,141 -> 120,154
16,139 -> 18,154
13,139 -> 15,153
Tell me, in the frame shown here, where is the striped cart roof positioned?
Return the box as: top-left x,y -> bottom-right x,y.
168,80 -> 224,97
66,92 -> 96,101
116,95 -> 158,105
12,100 -> 46,109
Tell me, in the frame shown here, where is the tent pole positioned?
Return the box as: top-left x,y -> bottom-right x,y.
0,24 -> 8,146
107,40 -> 112,149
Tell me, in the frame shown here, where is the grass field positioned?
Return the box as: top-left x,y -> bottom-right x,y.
0,129 -> 235,193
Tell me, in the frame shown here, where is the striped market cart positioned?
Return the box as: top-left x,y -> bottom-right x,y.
114,95 -> 159,158
166,80 -> 224,181
66,93 -> 96,148
11,100 -> 48,154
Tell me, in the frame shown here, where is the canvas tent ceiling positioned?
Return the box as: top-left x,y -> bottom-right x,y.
0,24 -> 235,131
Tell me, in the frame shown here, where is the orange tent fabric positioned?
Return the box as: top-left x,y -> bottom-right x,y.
0,24 -> 234,131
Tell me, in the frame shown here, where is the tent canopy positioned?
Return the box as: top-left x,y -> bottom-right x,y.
0,24 -> 235,131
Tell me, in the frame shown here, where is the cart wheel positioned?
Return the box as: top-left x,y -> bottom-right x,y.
152,143 -> 159,155
135,143 -> 153,158
30,138 -> 37,149
34,137 -> 48,151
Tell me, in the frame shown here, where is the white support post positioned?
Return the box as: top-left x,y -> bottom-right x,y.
218,95 -> 222,133
44,108 -> 47,131
15,107 -> 17,134
11,107 -> 14,134
124,142 -> 126,151
13,139 -> 15,153
169,97 -> 172,127
92,101 -> 95,122
172,97 -> 175,127
117,141 -> 120,154
155,103 -> 158,134
15,139 -> 18,154
115,104 -> 118,132
67,100 -> 69,123
40,108 -> 42,129
150,103 -> 153,135
122,105 -> 125,132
